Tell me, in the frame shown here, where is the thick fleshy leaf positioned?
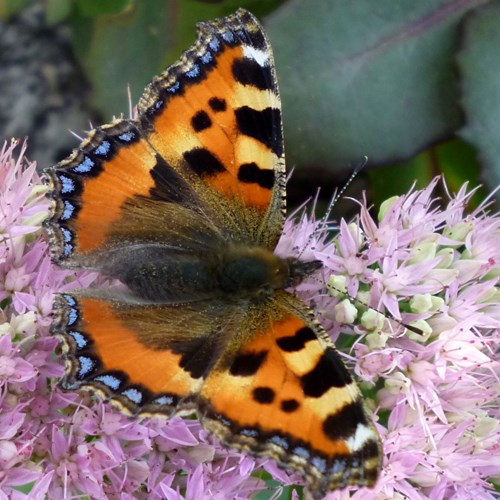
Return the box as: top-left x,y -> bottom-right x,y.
457,1 -> 500,192
70,0 -> 171,118
265,0 -> 485,171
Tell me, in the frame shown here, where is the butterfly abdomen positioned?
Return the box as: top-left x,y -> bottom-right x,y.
102,244 -> 219,302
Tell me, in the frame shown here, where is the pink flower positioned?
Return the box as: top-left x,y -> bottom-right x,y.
1,138 -> 499,499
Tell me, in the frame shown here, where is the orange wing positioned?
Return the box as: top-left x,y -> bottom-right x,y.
51,293 -> 205,416
138,9 -> 285,240
199,293 -> 381,497
44,9 -> 285,267
52,290 -> 251,416
52,291 -> 381,496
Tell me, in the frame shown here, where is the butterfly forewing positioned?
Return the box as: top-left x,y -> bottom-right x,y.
138,9 -> 286,248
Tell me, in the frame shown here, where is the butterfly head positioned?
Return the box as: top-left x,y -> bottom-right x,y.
218,246 -> 322,300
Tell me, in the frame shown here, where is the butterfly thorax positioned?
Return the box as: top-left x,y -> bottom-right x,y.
101,243 -> 320,304
216,246 -> 289,299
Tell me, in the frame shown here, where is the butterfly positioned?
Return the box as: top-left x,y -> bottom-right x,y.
44,8 -> 381,497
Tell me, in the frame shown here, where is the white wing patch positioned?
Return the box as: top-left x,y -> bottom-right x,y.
243,45 -> 269,67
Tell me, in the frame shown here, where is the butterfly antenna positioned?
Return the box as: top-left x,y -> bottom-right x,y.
296,157 -> 368,261
318,156 -> 368,235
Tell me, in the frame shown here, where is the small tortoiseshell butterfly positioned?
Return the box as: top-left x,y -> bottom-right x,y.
44,9 -> 381,497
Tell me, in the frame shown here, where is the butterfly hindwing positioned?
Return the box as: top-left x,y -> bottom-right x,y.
52,291 -> 252,416
51,293 -> 206,415
199,291 -> 381,496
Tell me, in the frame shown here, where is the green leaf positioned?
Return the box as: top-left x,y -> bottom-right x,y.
368,152 -> 433,208
0,0 -> 30,21
45,0 -> 72,25
70,0 -> 172,119
265,0 -> 485,172
435,139 -> 485,207
457,1 -> 500,195
75,0 -> 130,17
368,138 -> 484,208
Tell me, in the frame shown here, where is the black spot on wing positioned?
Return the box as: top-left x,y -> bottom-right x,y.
183,148 -> 226,177
300,348 -> 352,398
208,97 -> 227,112
252,387 -> 275,404
322,401 -> 367,440
172,337 -> 217,379
149,155 -> 197,204
234,106 -> 283,157
276,327 -> 316,352
230,351 -> 267,376
360,438 -> 380,461
281,399 -> 300,413
232,58 -> 274,91
191,110 -> 212,132
238,162 -> 274,190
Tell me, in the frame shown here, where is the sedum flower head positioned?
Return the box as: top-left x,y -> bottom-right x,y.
280,177 -> 499,499
1,140 -> 499,499
0,141 -> 283,499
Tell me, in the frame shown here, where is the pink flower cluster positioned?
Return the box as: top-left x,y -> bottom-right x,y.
1,139 -> 498,499
0,141 -> 293,499
279,178 -> 500,499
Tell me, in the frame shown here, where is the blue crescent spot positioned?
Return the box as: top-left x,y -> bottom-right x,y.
61,200 -> 75,220
73,156 -> 95,174
330,460 -> 344,474
219,417 -> 231,427
95,374 -> 122,390
269,435 -> 289,449
185,65 -> 200,78
69,331 -> 87,350
208,37 -> 221,52
61,228 -> 72,242
200,51 -> 213,64
167,82 -> 180,94
122,388 -> 143,404
153,395 -> 174,405
63,243 -> 73,256
241,429 -> 258,438
63,294 -> 76,306
78,356 -> 94,377
118,131 -> 135,142
293,446 -> 310,459
59,175 -> 75,194
93,140 -> 111,156
222,31 -> 235,44
67,307 -> 78,326
312,456 -> 327,473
